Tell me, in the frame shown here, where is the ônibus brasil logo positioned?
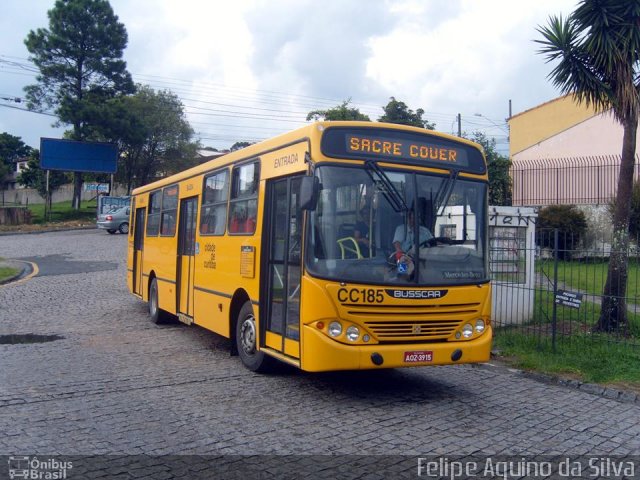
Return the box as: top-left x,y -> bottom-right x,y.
8,456 -> 73,479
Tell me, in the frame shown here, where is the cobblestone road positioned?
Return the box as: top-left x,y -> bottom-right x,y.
0,230 -> 639,478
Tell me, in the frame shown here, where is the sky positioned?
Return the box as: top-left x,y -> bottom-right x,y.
0,0 -> 578,155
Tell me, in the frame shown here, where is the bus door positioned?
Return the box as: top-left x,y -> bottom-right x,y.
132,207 -> 146,296
263,176 -> 303,358
177,197 -> 198,321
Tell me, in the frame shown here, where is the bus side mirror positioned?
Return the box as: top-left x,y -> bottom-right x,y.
299,176 -> 319,211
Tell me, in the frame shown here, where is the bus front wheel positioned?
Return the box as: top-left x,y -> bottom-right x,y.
149,278 -> 170,324
236,300 -> 274,372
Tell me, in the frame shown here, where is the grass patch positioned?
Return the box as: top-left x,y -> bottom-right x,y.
537,258 -> 640,301
529,288 -> 640,337
27,200 -> 97,224
494,329 -> 640,386
0,266 -> 19,282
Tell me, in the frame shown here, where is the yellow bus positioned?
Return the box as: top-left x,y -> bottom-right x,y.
127,121 -> 492,372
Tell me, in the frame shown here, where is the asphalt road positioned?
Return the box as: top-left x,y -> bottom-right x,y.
0,229 -> 639,479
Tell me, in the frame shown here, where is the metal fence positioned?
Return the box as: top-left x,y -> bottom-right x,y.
492,228 -> 640,349
511,155 -> 640,206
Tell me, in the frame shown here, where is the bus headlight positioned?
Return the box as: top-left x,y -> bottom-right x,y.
462,323 -> 473,338
328,321 -> 342,337
475,319 -> 485,333
346,326 -> 360,342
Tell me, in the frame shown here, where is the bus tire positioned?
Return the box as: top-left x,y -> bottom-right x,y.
149,277 -> 170,324
118,222 -> 129,234
236,300 -> 274,372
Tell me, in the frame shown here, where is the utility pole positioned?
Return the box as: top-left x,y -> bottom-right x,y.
457,113 -> 462,137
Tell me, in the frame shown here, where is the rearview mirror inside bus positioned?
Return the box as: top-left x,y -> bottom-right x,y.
299,175 -> 319,211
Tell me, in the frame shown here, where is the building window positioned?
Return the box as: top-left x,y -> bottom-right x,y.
439,224 -> 457,240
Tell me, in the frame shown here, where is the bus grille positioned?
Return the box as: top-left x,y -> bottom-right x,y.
340,302 -> 481,342
364,319 -> 461,341
343,303 -> 480,318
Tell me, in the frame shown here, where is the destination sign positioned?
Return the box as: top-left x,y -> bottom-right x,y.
348,135 -> 459,164
320,127 -> 486,174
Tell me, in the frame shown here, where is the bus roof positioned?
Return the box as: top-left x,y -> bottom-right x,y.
131,121 -> 485,196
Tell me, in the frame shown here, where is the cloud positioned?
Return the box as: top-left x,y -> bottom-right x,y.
365,0 -> 578,128
245,0 -> 397,104
0,0 -> 580,150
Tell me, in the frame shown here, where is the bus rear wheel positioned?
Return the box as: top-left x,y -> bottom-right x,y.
236,300 -> 275,372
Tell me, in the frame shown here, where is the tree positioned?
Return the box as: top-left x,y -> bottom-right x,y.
609,180 -> 640,239
536,205 -> 588,260
94,85 -> 199,193
537,1 -> 640,333
306,100 -> 371,121
230,141 -> 254,151
467,131 -> 512,205
0,133 -> 32,189
24,0 -> 134,209
378,97 -> 435,129
17,150 -> 69,200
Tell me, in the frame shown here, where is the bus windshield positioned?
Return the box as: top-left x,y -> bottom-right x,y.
305,164 -> 488,286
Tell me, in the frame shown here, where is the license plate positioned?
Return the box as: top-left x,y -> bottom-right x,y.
403,350 -> 433,363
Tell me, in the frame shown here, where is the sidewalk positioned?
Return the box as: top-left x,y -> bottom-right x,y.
0,221 -> 95,236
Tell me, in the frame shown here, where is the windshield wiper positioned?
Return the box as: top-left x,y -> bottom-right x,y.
365,161 -> 408,213
435,171 -> 459,216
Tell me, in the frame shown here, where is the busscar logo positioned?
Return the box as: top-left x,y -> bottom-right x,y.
385,289 -> 448,299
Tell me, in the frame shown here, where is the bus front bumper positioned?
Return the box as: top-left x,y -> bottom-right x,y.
301,325 -> 493,372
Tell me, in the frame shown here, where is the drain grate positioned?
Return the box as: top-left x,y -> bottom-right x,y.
0,334 -> 64,345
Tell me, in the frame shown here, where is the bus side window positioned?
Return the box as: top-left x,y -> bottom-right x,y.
161,213 -> 176,235
229,206 -> 244,233
229,161 -> 259,235
201,170 -> 229,236
146,190 -> 162,236
160,185 -> 178,237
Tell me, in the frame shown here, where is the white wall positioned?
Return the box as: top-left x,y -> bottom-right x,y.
490,206 -> 538,325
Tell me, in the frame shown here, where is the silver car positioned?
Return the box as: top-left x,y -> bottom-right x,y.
97,206 -> 130,234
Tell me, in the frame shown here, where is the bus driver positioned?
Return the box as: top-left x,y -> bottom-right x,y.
392,209 -> 433,257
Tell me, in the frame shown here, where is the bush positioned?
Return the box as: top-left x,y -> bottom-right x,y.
537,205 -> 587,259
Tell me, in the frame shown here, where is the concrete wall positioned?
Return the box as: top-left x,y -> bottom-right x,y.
0,184 -> 129,205
490,206 -> 538,325
512,110 -> 639,160
508,94 -> 596,157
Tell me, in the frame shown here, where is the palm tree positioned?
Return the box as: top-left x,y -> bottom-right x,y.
536,1 -> 640,333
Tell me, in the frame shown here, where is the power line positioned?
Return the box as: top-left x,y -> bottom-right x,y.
0,55 -> 460,123
0,103 -> 56,117
0,54 -> 511,147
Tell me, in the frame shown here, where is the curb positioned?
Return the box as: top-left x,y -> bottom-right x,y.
475,358 -> 639,406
